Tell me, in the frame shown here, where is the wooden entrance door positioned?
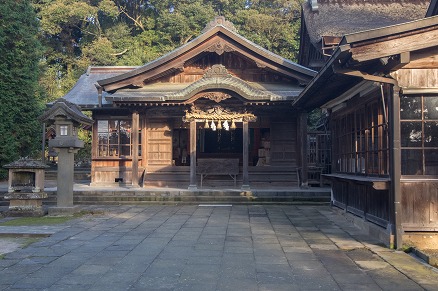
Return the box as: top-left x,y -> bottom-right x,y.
146,120 -> 172,166
270,121 -> 298,166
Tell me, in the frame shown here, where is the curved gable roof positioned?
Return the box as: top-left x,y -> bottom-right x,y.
164,65 -> 282,101
98,16 -> 316,91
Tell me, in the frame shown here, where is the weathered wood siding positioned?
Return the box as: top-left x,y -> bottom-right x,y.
392,68 -> 438,88
270,120 -> 298,166
146,120 -> 172,166
401,181 -> 438,231
91,160 -> 134,185
332,180 -> 390,228
156,52 -> 295,84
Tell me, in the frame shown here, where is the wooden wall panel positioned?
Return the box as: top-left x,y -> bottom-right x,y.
156,52 -> 294,84
431,184 -> 438,225
402,181 -> 438,231
393,68 -> 438,88
403,48 -> 438,69
331,178 -> 390,227
270,120 -> 298,166
147,120 -> 172,166
414,184 -> 429,226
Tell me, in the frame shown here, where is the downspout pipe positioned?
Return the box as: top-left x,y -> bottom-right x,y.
389,83 -> 402,249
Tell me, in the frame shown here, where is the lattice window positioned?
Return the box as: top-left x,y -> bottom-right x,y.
333,98 -> 389,176
400,95 -> 438,176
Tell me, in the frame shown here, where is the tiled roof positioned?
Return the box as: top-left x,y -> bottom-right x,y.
61,66 -> 137,108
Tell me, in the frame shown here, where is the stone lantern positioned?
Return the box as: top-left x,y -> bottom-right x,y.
39,98 -> 93,215
3,158 -> 48,216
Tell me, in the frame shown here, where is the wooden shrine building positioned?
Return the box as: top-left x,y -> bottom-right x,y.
59,17 -> 316,189
295,0 -> 438,248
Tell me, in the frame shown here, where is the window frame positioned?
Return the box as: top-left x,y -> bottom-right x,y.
400,94 -> 438,177
332,95 -> 389,177
96,118 -> 141,158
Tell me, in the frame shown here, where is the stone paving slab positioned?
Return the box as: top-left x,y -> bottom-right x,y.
0,205 -> 437,290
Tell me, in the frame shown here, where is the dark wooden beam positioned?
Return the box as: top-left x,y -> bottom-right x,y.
332,67 -> 398,85
389,52 -> 411,71
350,28 -> 438,63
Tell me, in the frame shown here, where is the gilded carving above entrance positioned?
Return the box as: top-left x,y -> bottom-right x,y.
183,105 -> 256,122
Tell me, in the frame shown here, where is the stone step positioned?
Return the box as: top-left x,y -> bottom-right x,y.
48,188 -> 329,205
1,187 -> 330,206
45,171 -> 91,181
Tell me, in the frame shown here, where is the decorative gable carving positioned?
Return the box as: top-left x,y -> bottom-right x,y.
202,16 -> 237,33
205,40 -> 235,55
165,65 -> 282,101
200,92 -> 232,103
204,64 -> 232,78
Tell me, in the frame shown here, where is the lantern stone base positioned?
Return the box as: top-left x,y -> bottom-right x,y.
4,192 -> 48,217
48,205 -> 81,216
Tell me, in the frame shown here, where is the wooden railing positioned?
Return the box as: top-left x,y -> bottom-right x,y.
197,158 -> 239,187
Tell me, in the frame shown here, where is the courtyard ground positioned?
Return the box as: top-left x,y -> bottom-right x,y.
0,204 -> 437,290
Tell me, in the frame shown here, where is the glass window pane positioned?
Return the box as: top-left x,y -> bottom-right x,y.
400,96 -> 422,120
120,145 -> 130,156
99,145 -> 108,157
425,150 -> 438,175
424,122 -> 438,147
401,149 -> 423,175
109,120 -> 119,133
401,122 -> 422,147
97,120 -> 109,133
109,131 -> 119,144
424,96 -> 438,119
98,133 -> 108,144
120,121 -> 131,145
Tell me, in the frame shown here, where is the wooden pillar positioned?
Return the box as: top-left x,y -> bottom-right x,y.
389,84 -> 402,249
131,111 -> 139,187
298,112 -> 308,187
142,117 -> 147,168
242,120 -> 250,190
188,119 -> 197,190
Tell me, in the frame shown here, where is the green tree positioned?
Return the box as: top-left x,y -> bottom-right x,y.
34,0 -> 304,101
0,0 -> 44,178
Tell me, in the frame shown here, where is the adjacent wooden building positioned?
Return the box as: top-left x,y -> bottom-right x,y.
295,0 -> 438,247
60,17 -> 316,189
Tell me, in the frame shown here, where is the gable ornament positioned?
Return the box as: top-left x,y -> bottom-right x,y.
206,41 -> 235,55
201,92 -> 231,103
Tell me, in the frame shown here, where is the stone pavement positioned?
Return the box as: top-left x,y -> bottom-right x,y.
0,205 -> 437,291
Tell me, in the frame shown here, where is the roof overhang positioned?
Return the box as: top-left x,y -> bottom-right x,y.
294,15 -> 438,111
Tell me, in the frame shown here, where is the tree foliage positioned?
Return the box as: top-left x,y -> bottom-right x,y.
0,0 -> 44,178
33,0 -> 304,101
